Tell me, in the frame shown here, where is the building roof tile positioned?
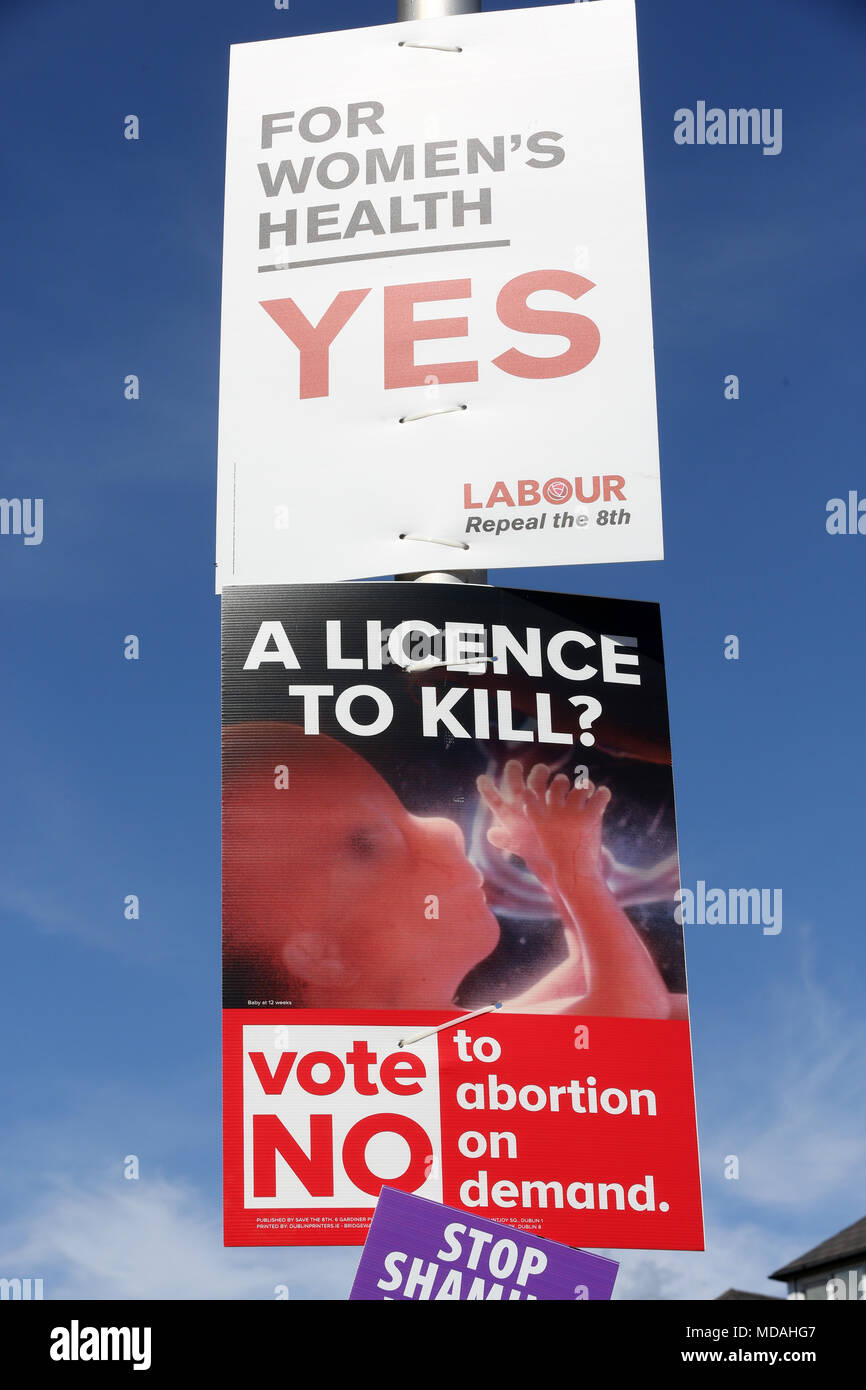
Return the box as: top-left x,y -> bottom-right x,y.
770,1215 -> 866,1280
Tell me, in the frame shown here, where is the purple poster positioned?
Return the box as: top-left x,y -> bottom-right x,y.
349,1187 -> 619,1301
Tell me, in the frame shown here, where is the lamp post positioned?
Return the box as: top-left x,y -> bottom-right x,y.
397,0 -> 480,18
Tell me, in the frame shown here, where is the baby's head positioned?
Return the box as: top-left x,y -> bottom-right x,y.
222,722 -> 499,1008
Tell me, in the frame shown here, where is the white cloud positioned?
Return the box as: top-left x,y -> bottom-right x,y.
0,1171 -> 359,1301
699,924 -> 866,1213
3,1170 -> 786,1303
600,1218 -> 784,1301
0,1078 -> 360,1301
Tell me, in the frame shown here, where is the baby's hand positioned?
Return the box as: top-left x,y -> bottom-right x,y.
477,760 -> 556,884
523,769 -> 611,886
478,760 -> 611,888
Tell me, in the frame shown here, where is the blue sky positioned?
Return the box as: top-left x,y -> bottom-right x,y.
1,0 -> 864,1299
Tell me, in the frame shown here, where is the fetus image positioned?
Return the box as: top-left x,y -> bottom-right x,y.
222,721 -> 686,1018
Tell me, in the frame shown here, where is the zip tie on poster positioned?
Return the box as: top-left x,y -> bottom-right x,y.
400,403 -> 468,423
398,40 -> 463,53
405,654 -> 495,674
398,1002 -> 502,1048
398,532 -> 470,550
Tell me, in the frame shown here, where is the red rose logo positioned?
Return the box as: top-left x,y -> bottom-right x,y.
543,477 -> 572,505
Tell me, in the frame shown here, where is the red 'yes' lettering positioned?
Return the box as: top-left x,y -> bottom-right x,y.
260,270 -> 600,399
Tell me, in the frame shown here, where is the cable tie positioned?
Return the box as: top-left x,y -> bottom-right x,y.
398,1002 -> 502,1048
405,654 -> 494,674
398,40 -> 463,52
398,533 -> 470,550
399,403 -> 467,424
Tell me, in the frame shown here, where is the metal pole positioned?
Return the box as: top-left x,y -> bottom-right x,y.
395,0 -> 485,584
398,0 -> 480,19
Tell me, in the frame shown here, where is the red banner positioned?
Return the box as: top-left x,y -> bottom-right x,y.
224,1010 -> 702,1249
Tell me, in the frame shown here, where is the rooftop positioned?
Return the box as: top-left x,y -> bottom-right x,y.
715,1288 -> 782,1302
770,1214 -> 866,1281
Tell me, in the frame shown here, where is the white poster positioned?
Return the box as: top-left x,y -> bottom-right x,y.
216,0 -> 662,587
